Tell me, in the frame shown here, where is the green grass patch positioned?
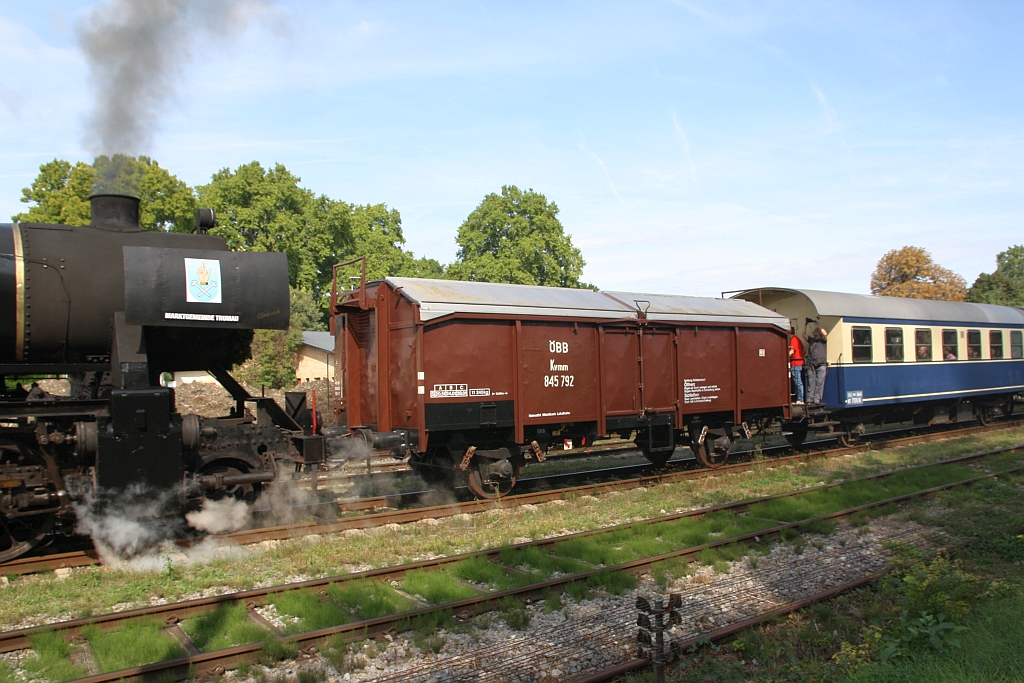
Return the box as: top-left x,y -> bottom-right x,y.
23,630 -> 86,683
651,556 -> 692,588
181,602 -> 269,651
550,536 -> 635,566
401,569 -> 480,604
564,580 -> 592,602
587,569 -> 637,595
498,596 -> 531,630
325,578 -> 415,620
273,588 -> 353,633
498,545 -> 589,576
449,556 -> 536,591
82,618 -> 184,672
541,588 -> 563,612
260,638 -> 298,663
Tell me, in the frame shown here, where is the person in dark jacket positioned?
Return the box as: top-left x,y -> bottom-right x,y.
805,319 -> 829,405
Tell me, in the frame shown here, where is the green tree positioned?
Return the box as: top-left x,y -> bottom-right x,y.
870,246 -> 967,301
238,288 -> 327,389
966,245 -> 1024,306
14,155 -> 196,232
15,159 -> 95,225
346,203 -> 444,280
197,162 -> 350,302
446,185 -> 589,288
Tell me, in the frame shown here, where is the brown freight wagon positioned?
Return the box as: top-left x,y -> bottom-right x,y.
330,274 -> 791,497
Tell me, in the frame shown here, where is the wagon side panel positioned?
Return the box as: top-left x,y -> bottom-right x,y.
518,322 -> 599,425
676,326 -> 737,418
421,319 -> 516,433
737,327 -> 790,410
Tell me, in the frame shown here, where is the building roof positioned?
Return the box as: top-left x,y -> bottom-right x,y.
382,277 -> 787,327
301,331 -> 335,352
733,288 -> 1024,326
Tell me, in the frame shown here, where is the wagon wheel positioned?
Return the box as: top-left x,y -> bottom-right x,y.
409,448 -> 456,486
0,441 -> 58,563
836,431 -> 858,448
975,405 -> 995,426
691,439 -> 729,469
636,428 -> 676,467
784,423 -> 808,448
466,456 -> 523,500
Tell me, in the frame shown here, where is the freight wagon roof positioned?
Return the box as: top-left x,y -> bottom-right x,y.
382,278 -> 787,327
735,288 -> 1024,326
603,291 -> 787,326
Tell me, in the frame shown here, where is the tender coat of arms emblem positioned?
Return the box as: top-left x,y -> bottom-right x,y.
184,258 -> 222,303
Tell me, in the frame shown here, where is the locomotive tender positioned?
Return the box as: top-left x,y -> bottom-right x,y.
0,195 -> 325,562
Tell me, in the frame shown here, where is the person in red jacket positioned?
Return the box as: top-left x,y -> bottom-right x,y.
789,325 -> 805,404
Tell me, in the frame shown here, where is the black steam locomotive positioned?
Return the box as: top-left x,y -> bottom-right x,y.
0,195 -> 325,562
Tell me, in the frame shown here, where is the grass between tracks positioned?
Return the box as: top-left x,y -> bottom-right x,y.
1,427 -> 1024,635
628,467 -> 1024,683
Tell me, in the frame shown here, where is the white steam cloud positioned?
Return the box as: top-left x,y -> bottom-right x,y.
77,0 -> 276,155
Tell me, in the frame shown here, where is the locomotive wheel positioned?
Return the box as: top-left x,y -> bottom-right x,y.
0,441 -> 59,562
0,513 -> 57,563
200,465 -> 260,504
692,440 -> 728,469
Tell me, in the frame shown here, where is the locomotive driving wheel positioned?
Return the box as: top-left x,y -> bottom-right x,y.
0,441 -> 59,563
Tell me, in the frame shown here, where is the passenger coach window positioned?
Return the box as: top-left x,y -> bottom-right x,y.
967,330 -> 982,359
1013,331 -> 1023,359
885,328 -> 904,362
942,329 -> 958,360
990,331 -> 1004,359
915,329 -> 932,361
852,327 -> 873,363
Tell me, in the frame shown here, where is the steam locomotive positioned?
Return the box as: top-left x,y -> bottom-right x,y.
0,195 -> 325,562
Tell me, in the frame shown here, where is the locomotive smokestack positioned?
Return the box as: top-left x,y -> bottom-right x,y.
90,194 -> 141,231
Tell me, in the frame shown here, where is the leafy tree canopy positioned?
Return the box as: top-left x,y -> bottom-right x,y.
966,245 -> 1024,306
446,185 -> 589,288
15,155 -> 196,232
347,203 -> 444,280
870,246 -> 967,301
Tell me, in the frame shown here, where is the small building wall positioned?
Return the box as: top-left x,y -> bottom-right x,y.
296,344 -> 333,383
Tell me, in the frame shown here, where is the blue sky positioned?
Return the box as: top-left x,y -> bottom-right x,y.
1,1 -> 1021,296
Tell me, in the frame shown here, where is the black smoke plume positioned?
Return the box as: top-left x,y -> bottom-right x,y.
78,0 -> 273,168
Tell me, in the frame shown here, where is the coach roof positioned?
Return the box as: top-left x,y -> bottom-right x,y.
383,277 -> 787,327
734,288 -> 1024,326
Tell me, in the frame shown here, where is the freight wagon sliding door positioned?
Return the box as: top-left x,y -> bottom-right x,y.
600,327 -> 640,420
600,326 -> 678,429
640,329 -> 676,414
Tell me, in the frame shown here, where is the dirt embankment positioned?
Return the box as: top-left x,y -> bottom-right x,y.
173,379 -> 333,420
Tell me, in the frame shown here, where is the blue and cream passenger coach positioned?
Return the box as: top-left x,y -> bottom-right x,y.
734,288 -> 1024,443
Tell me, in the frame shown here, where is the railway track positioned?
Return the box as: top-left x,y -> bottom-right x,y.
3,417 -> 1020,577
0,442 -> 1019,683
